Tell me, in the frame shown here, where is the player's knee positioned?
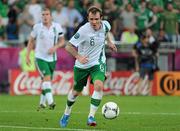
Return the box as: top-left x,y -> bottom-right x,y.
43,75 -> 51,81
94,80 -> 103,91
72,90 -> 80,97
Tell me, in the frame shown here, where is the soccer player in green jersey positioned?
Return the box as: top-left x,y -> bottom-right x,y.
60,6 -> 117,127
26,8 -> 65,110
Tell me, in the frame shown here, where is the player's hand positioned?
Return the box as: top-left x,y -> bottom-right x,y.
48,47 -> 57,55
26,55 -> 31,66
76,55 -> 89,64
108,43 -> 117,52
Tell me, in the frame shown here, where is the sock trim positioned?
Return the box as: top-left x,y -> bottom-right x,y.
91,98 -> 101,107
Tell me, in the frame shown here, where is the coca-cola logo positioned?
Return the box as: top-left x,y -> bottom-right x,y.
160,74 -> 180,95
14,72 -> 41,95
13,71 -> 74,95
104,72 -> 150,95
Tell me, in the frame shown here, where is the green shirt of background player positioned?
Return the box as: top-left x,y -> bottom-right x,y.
59,6 -> 117,127
26,8 -> 65,110
19,41 -> 36,72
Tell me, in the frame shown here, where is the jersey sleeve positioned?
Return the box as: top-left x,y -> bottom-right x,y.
103,20 -> 111,32
30,24 -> 38,38
56,24 -> 64,37
69,27 -> 85,47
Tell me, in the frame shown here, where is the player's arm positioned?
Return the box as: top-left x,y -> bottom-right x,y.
48,24 -> 65,54
65,42 -> 88,64
106,32 -> 117,52
26,36 -> 35,66
48,36 -> 65,54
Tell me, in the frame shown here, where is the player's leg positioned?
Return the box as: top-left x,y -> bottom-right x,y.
36,59 -> 47,110
60,67 -> 89,127
48,60 -> 57,109
136,68 -> 145,94
38,82 -> 46,110
43,75 -> 55,109
88,64 -> 106,126
147,69 -> 155,95
36,59 -> 55,110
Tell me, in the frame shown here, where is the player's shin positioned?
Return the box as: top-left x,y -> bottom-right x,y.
64,90 -> 78,115
42,81 -> 54,105
89,90 -> 103,117
39,90 -> 46,106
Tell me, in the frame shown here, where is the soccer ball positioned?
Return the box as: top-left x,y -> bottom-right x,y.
102,102 -> 120,119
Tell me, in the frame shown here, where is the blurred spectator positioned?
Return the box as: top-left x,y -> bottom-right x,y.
73,0 -> 92,34
0,15 -> 6,39
0,0 -> 9,25
136,1 -> 155,36
0,16 -> 7,47
18,41 -> 36,72
28,0 -> 42,24
62,0 -> 83,39
102,0 -> 119,38
146,28 -> 155,44
120,3 -> 136,30
78,0 -> 92,23
6,4 -> 18,40
14,0 -> 29,12
128,0 -> 141,10
160,3 -> 179,44
149,0 -> 164,11
8,0 -> 16,5
119,0 -> 129,9
44,0 -> 56,9
18,5 -> 34,43
52,0 -> 68,36
93,0 -> 102,9
150,5 -> 162,36
157,29 -> 168,42
120,25 -> 138,44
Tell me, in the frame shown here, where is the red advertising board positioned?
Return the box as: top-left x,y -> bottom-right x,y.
90,71 -> 153,96
9,70 -> 154,96
9,69 -> 74,95
10,70 -> 180,96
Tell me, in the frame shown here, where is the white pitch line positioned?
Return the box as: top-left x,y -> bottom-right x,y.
122,112 -> 180,116
0,125 -> 104,131
0,110 -> 180,116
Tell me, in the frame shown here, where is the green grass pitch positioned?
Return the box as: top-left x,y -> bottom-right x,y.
0,95 -> 180,131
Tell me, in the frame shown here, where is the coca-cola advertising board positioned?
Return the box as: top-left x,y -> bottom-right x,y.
89,71 -> 153,96
9,70 -> 74,95
9,70 -> 154,96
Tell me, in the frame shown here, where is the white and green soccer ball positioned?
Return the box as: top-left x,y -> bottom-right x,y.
102,102 -> 120,119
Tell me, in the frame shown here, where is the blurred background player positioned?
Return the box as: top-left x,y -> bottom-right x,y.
26,7 -> 65,110
18,40 -> 36,72
132,34 -> 159,95
59,6 -> 117,127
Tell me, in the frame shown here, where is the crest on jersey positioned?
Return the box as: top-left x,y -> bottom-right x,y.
74,33 -> 80,39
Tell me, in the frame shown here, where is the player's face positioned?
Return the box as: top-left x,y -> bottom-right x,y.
88,12 -> 102,31
42,10 -> 52,24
